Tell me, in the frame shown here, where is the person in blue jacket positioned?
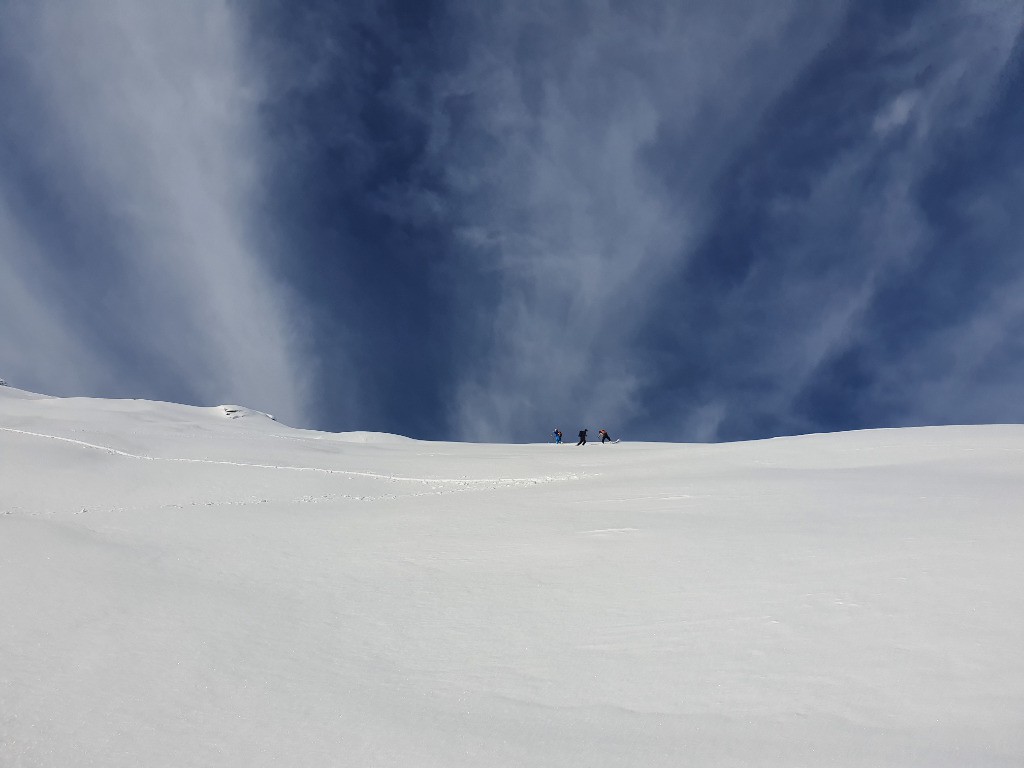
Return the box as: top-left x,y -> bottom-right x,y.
553,429 -> 563,444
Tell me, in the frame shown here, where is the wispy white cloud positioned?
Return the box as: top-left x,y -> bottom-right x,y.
872,91 -> 921,136
386,1 -> 849,439
389,0 -> 1022,441
0,0 -> 315,424
0,202 -> 109,391
749,2 -> 1024,434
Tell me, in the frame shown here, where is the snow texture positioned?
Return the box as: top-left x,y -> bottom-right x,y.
1,385 -> 1022,766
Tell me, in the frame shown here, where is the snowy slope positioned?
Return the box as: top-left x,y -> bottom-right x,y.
1,385 -> 1022,767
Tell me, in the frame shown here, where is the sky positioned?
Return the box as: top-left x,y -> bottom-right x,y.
1,0 -> 1022,442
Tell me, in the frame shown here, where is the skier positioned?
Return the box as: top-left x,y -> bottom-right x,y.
599,428 -> 613,443
577,428 -> 588,446
553,429 -> 563,444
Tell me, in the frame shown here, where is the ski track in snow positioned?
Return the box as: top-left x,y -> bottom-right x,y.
0,426 -> 583,488
582,528 -> 640,535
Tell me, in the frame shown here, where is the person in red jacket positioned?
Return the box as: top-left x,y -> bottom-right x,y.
599,429 -> 613,443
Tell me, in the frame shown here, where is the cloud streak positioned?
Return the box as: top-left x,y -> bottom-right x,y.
381,1 -> 849,439
0,0 -> 314,424
398,0 -> 1024,442
717,1 -> 1024,439
245,0 -> 1023,442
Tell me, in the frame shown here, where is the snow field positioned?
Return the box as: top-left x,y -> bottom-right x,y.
1,386 -> 1022,766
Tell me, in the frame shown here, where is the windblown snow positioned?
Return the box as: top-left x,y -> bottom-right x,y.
1,385 -> 1022,767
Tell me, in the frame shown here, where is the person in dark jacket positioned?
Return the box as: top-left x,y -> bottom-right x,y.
577,428 -> 588,446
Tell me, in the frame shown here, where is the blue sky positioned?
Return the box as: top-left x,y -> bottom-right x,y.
1,1 -> 1022,442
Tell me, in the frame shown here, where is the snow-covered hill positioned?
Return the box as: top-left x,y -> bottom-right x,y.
2,385 -> 1022,767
